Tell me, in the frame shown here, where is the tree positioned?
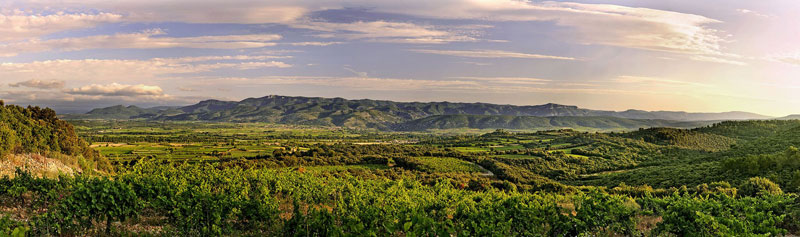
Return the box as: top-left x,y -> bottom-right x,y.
0,123 -> 18,157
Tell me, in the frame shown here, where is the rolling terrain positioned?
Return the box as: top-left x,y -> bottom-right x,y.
392,115 -> 712,131
63,95 -> 769,131
4,100 -> 800,236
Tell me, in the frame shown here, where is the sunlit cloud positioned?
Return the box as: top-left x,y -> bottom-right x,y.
291,20 -> 481,44
766,51 -> 800,66
450,76 -> 551,85
690,56 -> 747,66
66,83 -> 164,96
736,9 -> 771,18
3,1 -> 308,24
286,41 -> 343,46
0,56 -> 292,83
0,29 -> 282,57
613,76 -> 711,88
0,10 -> 122,42
411,49 -> 576,60
9,79 -> 65,89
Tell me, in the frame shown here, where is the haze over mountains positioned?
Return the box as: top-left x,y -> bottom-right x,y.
64,95 -> 773,131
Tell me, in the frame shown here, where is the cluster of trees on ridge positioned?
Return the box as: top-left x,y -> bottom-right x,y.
0,100 -> 111,172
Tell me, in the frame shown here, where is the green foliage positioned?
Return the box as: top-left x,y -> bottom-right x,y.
36,177 -> 139,235
650,193 -> 792,236
0,124 -> 18,157
0,215 -> 28,237
395,156 -> 485,173
620,127 -> 736,151
740,177 -> 783,196
554,190 -> 639,236
0,103 -> 110,171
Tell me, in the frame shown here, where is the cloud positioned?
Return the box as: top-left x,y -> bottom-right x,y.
9,79 -> 65,89
209,76 -> 482,91
286,41 -> 343,46
459,62 -> 492,66
5,1 -> 735,55
178,86 -> 197,92
736,9 -> 771,18
0,56 -> 292,84
193,75 -> 663,97
0,29 -> 282,57
65,83 -> 164,96
344,67 -> 368,78
0,10 -> 122,42
236,61 -> 292,69
2,1 -> 741,59
766,52 -> 800,66
365,0 -> 730,56
160,55 -> 292,63
411,49 -> 576,60
291,20 -> 481,44
450,76 -> 551,85
0,89 -> 195,113
613,76 -> 710,87
4,1 -> 308,24
690,55 -> 747,66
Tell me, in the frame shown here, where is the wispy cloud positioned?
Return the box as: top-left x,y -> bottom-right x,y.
690,55 -> 747,66
0,10 -> 122,42
9,79 -> 65,89
613,76 -> 710,87
374,0 -> 731,57
736,9 -> 771,18
411,49 -> 576,60
4,1 -> 308,24
286,41 -> 343,46
344,67 -> 369,78
0,29 -> 282,57
0,56 -> 292,83
766,51 -> 800,66
450,76 -> 551,85
291,20 -> 481,44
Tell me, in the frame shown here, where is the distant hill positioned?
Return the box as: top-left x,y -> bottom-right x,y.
63,105 -> 181,120
392,115 -> 713,131
778,114 -> 800,120
63,95 -> 771,130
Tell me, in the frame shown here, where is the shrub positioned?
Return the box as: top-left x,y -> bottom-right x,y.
740,177 -> 782,196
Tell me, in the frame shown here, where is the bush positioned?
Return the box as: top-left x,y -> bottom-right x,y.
740,177 -> 782,196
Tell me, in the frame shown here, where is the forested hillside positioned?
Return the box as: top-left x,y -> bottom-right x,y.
64,95 -> 769,131
0,100 -> 111,174
618,127 -> 736,151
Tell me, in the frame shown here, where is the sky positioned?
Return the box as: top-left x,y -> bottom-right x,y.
1,0 -> 799,116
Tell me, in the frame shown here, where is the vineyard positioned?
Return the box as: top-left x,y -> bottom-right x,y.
2,114 -> 800,235
2,162 -> 798,236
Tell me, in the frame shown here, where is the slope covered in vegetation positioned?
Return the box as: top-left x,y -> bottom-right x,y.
393,115 -> 711,131
0,100 -> 111,174
64,95 -> 768,130
617,127 -> 736,151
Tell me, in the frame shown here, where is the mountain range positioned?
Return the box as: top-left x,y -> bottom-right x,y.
62,95 -> 773,131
